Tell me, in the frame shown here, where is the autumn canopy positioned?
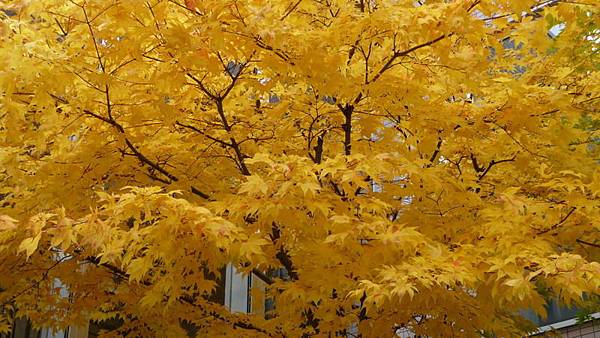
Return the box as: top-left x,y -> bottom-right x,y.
0,0 -> 599,336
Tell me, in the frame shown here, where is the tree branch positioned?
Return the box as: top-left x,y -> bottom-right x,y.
466,0 -> 481,13
477,155 -> 516,181
537,207 -> 577,235
215,100 -> 251,176
187,73 -> 218,100
470,153 -> 484,173
270,223 -> 299,281
576,239 -> 600,248
187,57 -> 253,176
428,137 -> 443,164
82,109 -> 211,199
281,0 -> 303,21
314,131 -> 326,164
338,103 -> 355,156
84,256 -> 275,336
370,33 -> 450,83
176,121 -> 233,147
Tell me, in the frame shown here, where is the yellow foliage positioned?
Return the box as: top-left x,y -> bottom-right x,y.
0,0 -> 599,337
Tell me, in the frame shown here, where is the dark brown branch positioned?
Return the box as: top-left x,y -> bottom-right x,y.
187,73 -> 218,100
85,108 -> 180,183
281,0 -> 303,21
142,172 -> 171,185
329,180 -> 346,200
82,109 -> 211,199
470,153 -> 484,173
2,255 -> 71,307
466,0 -> 481,13
54,18 -> 68,37
576,239 -> 600,248
104,86 -> 113,121
270,223 -> 299,281
176,121 -> 233,147
347,38 -> 361,65
215,100 -> 232,131
124,138 -> 179,182
493,122 -> 549,159
360,41 -> 372,84
537,207 -> 577,235
73,40 -> 213,198
215,100 -> 251,176
190,186 -> 211,200
230,2 -> 247,26
370,33 -> 449,83
187,58 -> 253,176
530,109 -> 560,117
314,131 -> 326,164
109,58 -> 136,75
338,104 -> 355,156
477,155 -> 516,181
428,137 -> 443,164
252,35 -> 294,64
219,53 -> 255,99
356,0 -> 365,12
82,7 -> 105,72
85,256 -> 133,282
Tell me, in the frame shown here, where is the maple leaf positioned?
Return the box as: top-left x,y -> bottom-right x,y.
18,232 -> 42,258
238,175 -> 269,196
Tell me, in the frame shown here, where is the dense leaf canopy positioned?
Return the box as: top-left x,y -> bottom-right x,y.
0,0 -> 599,336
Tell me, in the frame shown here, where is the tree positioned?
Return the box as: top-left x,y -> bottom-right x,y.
0,0 -> 598,336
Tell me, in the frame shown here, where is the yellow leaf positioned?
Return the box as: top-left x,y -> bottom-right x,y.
18,232 -> 42,258
239,175 -> 268,195
0,215 -> 17,230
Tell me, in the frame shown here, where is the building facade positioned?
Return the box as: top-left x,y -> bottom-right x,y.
525,300 -> 600,337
